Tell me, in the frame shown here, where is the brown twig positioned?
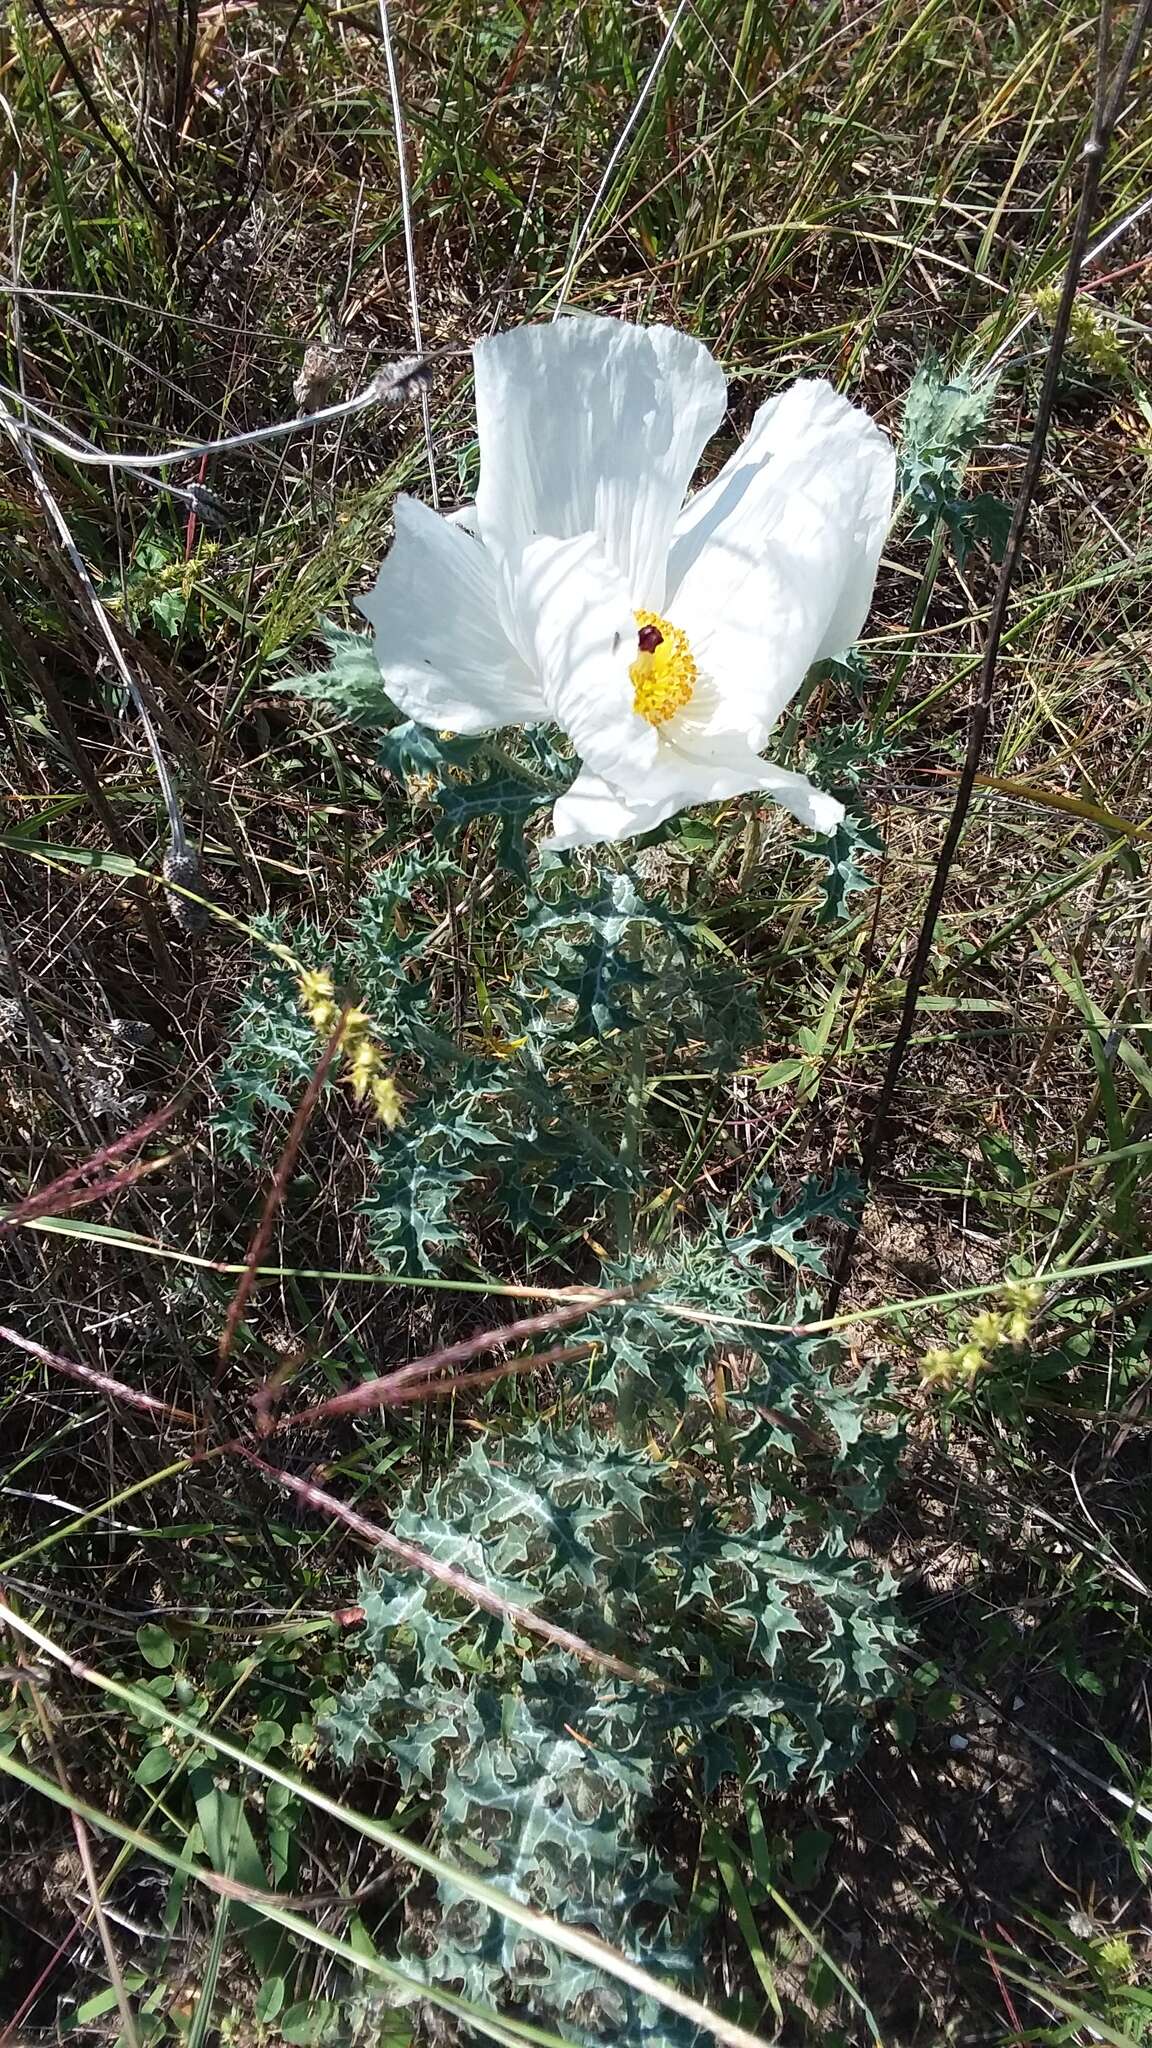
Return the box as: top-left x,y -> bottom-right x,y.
259,1285 -> 646,1434
0,1326 -> 197,1425
345,1339 -> 597,1413
0,1097 -> 183,1236
234,1445 -> 667,1690
827,0 -> 1152,1309
216,1006 -> 351,1377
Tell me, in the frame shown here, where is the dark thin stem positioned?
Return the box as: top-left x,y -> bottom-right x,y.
214,1005 -> 351,1378
0,593 -> 176,982
827,0 -> 1152,1310
27,0 -> 170,223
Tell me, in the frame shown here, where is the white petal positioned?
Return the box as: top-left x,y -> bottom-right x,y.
508,532 -> 658,784
544,730 -> 842,850
667,379 -> 894,748
473,315 -> 727,607
544,768 -> 656,850
356,495 -> 543,734
752,762 -> 845,834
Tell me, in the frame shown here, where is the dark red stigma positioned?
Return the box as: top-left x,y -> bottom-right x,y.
637,624 -> 664,653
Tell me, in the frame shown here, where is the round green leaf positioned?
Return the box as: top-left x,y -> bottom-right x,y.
255,1976 -> 285,2024
135,1744 -> 175,1786
136,1623 -> 176,1670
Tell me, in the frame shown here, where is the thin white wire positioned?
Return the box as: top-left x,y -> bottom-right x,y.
0,374 -> 214,509
376,0 -> 439,507
551,0 -> 692,319
0,360 -> 445,475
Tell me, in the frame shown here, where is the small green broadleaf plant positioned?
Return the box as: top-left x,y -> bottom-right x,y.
900,355 -> 1009,565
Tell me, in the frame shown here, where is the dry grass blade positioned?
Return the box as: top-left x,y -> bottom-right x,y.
0,1096 -> 183,1235
261,1283 -> 646,1430
0,1325 -> 196,1424
828,0 -> 1152,1305
337,1337 -> 597,1411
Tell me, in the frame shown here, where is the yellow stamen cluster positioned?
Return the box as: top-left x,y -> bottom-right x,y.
921,1279 -> 1044,1387
296,969 -> 403,1129
630,610 -> 697,727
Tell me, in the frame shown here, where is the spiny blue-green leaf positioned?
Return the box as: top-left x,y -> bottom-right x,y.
537,935 -> 651,1039
360,1135 -> 471,1273
807,718 -> 900,796
796,813 -> 884,924
811,644 -> 872,701
900,355 -> 1001,561
351,847 -> 462,974
387,1704 -> 466,1788
718,1168 -> 863,1278
273,618 -> 394,728
522,869 -> 697,954
939,489 -> 1012,566
321,1280 -> 905,2036
900,355 -> 997,495
434,770 -> 550,878
211,922 -> 328,1161
376,719 -> 482,779
324,1662 -> 405,1766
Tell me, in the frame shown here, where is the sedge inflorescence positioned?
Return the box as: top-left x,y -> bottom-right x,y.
1032,285 -> 1127,380
921,1279 -> 1044,1387
629,610 -> 697,727
297,968 -> 403,1129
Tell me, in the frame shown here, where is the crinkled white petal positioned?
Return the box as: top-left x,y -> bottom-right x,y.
507,532 -> 658,785
751,762 -> 845,835
356,495 -> 543,734
666,379 -> 894,749
544,730 -> 842,850
473,314 -> 727,608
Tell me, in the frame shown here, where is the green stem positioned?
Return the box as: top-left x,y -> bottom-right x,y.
874,513 -> 948,719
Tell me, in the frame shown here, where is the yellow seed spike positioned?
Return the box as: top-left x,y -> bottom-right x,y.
344,1040 -> 381,1102
969,1311 -> 1006,1350
298,968 -> 335,1007
370,1075 -> 403,1129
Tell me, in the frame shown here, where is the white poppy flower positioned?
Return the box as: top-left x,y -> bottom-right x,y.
357,314 -> 894,849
